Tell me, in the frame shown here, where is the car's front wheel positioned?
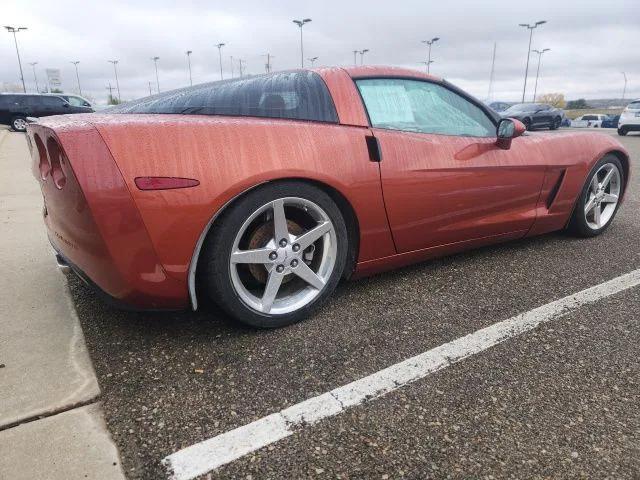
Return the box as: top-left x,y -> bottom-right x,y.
618,127 -> 627,136
567,155 -> 624,237
550,117 -> 561,130
523,118 -> 532,131
201,181 -> 348,328
11,116 -> 27,132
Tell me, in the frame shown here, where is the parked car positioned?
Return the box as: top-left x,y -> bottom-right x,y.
487,101 -> 513,113
501,103 -> 564,130
618,99 -> 640,136
601,115 -> 620,129
27,67 -> 629,328
0,93 -> 94,131
571,114 -> 607,128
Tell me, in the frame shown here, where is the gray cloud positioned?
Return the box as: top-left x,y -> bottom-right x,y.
2,0 -> 638,104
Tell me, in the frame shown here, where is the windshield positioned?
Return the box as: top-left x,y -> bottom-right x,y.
504,103 -> 539,113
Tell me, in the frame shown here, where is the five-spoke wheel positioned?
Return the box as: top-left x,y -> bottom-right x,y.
568,155 -> 624,237
201,181 -> 348,328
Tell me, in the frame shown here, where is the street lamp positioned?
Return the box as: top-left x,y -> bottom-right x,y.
359,49 -> 369,65
308,56 -> 318,66
70,61 -> 82,96
421,37 -> 439,75
353,50 -> 358,66
420,60 -> 434,73
186,50 -> 193,86
152,56 -> 160,93
29,62 -> 39,92
519,20 -> 547,102
622,72 -> 627,102
531,48 -> 550,102
4,26 -> 28,92
216,43 -> 225,80
292,18 -> 312,68
108,60 -> 121,102
262,53 -> 275,73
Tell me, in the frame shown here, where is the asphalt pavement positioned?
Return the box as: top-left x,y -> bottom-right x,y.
65,128 -> 640,479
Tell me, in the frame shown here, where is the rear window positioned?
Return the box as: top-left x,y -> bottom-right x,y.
582,115 -> 598,120
626,101 -> 640,110
0,96 -> 16,107
107,71 -> 338,123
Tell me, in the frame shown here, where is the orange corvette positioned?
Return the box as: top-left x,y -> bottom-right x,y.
27,66 -> 630,327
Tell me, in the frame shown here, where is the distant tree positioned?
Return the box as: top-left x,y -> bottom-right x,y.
566,98 -> 590,109
50,88 -> 63,93
107,95 -> 121,105
537,93 -> 566,109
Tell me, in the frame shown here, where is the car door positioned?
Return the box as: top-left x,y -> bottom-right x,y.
38,96 -> 70,117
533,105 -> 550,127
356,78 -> 546,253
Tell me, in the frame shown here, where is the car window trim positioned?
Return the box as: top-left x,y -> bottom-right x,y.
351,75 -> 499,138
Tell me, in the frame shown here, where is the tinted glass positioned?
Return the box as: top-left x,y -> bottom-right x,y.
107,71 -> 338,123
0,96 -> 17,107
626,101 -> 640,110
583,115 -> 598,120
40,96 -> 66,107
505,104 -> 539,113
356,78 -> 495,137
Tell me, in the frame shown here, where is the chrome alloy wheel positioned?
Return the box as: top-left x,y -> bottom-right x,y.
229,197 -> 337,315
584,162 -> 621,230
13,118 -> 27,131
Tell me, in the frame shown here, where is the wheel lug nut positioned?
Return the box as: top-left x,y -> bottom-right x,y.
279,239 -> 288,247
269,252 -> 278,261
292,244 -> 300,252
276,264 -> 285,273
290,259 -> 298,268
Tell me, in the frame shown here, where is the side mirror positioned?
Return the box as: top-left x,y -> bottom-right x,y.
62,103 -> 70,108
496,118 -> 526,150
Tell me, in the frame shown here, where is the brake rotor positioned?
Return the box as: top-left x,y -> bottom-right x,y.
247,220 -> 304,284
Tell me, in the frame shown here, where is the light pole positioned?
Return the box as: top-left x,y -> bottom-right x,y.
531,48 -> 550,102
353,50 -> 358,66
263,53 -> 275,73
108,60 -> 121,102
29,62 -> 39,92
359,49 -> 369,65
519,20 -> 547,102
70,61 -> 82,96
216,43 -> 225,80
148,81 -> 153,96
238,58 -> 245,77
421,37 -> 439,75
186,50 -> 193,86
622,72 -> 627,102
420,60 -> 434,73
4,26 -> 28,92
308,56 -> 318,66
292,18 -> 312,68
230,56 -> 234,78
152,56 -> 160,93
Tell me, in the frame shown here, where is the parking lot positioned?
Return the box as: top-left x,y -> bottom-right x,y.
3,127 -> 640,479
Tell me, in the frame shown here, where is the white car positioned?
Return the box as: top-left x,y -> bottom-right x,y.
618,99 -> 640,136
571,114 -> 606,128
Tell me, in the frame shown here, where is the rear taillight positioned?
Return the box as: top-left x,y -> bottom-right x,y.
134,177 -> 200,191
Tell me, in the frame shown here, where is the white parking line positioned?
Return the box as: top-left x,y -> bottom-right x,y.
163,269 -> 640,480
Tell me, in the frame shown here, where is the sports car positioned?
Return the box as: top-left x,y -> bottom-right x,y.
27,66 -> 630,328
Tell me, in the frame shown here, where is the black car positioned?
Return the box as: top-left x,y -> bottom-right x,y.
501,103 -> 564,130
601,114 -> 620,129
0,93 -> 94,132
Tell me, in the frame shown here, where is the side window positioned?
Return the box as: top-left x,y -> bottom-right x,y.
66,97 -> 88,107
40,96 -> 66,107
356,78 -> 495,137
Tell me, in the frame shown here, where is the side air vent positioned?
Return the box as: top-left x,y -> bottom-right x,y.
546,169 -> 566,209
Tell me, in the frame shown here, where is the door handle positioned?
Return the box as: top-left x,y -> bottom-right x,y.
365,135 -> 382,162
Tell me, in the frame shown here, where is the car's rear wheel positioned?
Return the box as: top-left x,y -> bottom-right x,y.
523,118 -> 532,131
567,155 -> 624,237
618,127 -> 627,136
550,117 -> 561,130
201,181 -> 348,328
11,116 -> 27,132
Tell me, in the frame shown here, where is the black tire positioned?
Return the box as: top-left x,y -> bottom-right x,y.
200,181 -> 348,328
523,118 -> 532,131
618,127 -> 627,136
567,154 -> 624,237
549,117 -> 560,130
11,116 -> 27,132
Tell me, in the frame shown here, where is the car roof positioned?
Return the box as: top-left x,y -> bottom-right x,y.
313,65 -> 442,82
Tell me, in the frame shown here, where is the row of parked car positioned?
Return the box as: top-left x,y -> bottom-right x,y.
0,93 -> 94,131
488,99 -> 640,136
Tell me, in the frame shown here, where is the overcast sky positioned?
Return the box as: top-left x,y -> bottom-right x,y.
2,0 -> 638,104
